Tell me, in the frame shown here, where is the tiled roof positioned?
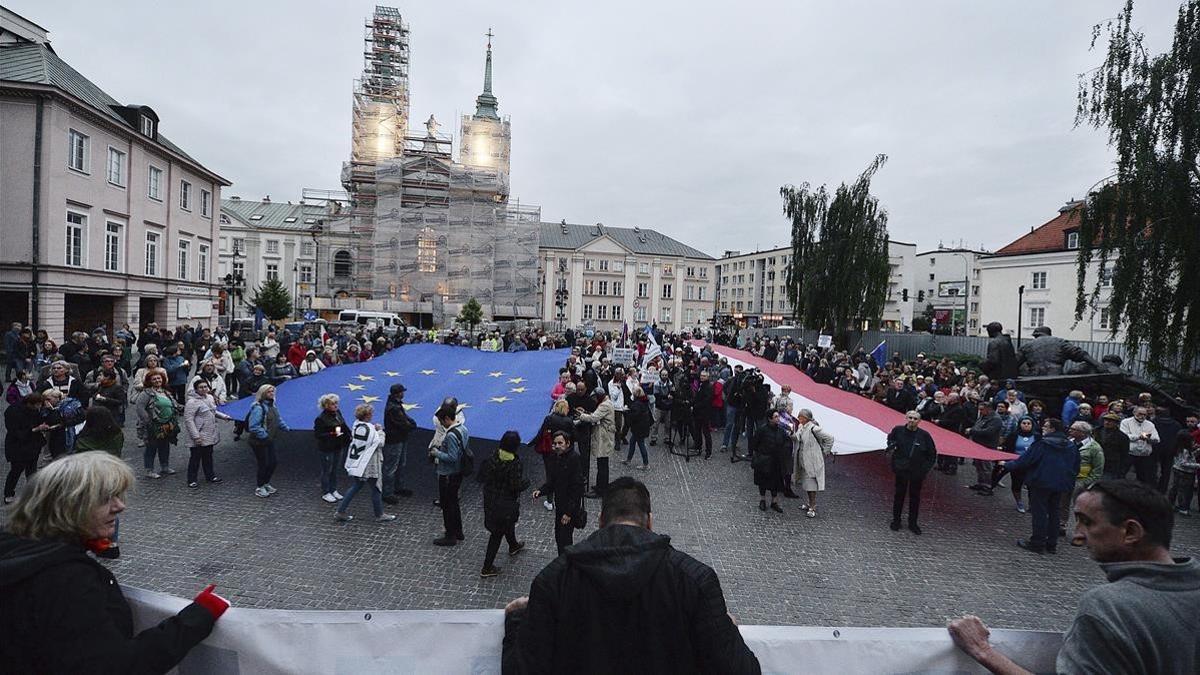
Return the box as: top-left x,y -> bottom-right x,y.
220,198 -> 327,231
0,42 -> 226,183
993,201 -> 1082,256
539,221 -> 714,260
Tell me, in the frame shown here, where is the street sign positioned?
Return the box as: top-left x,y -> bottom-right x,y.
633,299 -> 641,309
303,310 -> 318,321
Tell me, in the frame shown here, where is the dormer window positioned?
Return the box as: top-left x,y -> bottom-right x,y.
140,114 -> 155,138
1066,231 -> 1080,250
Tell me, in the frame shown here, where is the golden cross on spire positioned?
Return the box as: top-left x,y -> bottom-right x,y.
486,27 -> 493,49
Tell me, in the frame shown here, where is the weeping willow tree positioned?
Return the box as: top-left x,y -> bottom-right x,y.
1074,0 -> 1200,373
782,154 -> 891,338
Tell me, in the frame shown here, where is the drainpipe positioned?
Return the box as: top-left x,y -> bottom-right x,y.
31,96 -> 44,327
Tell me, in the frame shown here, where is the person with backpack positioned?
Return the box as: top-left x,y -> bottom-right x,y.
141,371 -> 180,479
40,388 -> 84,461
334,404 -> 396,523
429,404 -> 470,546
477,431 -> 529,578
246,384 -> 289,498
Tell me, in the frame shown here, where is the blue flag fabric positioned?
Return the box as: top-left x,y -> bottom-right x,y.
870,340 -> 887,370
221,344 -> 567,442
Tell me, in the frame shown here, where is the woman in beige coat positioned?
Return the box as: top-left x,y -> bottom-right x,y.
576,388 -> 615,498
792,408 -> 835,518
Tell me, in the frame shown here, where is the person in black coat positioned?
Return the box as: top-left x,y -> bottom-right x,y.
312,394 -> 352,502
531,431 -> 586,555
887,411 -> 938,534
753,411 -> 792,513
477,431 -> 529,577
691,370 -> 715,458
3,392 -> 46,502
502,477 -> 760,674
0,452 -> 228,673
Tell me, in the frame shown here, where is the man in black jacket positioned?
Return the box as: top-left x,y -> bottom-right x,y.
531,431 -> 586,555
382,383 -> 417,503
503,477 -> 760,674
887,411 -> 938,534
967,401 -> 1003,495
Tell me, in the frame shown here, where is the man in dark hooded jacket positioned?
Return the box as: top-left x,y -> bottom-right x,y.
502,477 -> 760,674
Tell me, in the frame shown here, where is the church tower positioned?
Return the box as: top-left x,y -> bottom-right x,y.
459,29 -> 511,197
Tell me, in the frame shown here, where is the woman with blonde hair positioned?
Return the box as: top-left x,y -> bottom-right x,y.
246,384 -> 289,498
0,452 -> 229,672
141,371 -> 180,479
335,404 -> 395,522
313,393 -> 350,503
130,353 -> 168,448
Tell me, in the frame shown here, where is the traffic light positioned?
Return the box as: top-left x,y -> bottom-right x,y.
918,290 -> 925,302
902,288 -> 909,302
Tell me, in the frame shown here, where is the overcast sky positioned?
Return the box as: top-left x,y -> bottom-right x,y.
14,1 -> 1183,256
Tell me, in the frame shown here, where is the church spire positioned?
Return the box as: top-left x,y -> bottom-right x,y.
474,27 -> 500,120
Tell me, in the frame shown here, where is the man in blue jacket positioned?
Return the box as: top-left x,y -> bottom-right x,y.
1004,417 -> 1080,554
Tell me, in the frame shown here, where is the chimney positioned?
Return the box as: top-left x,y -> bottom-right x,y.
263,195 -> 271,203
229,196 -> 241,201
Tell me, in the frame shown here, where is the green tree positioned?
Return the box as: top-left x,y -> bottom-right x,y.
782,154 -> 892,340
1074,0 -> 1200,372
457,297 -> 483,332
250,278 -> 293,321
913,303 -> 936,333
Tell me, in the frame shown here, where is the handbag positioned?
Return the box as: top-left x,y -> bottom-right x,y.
535,430 -> 553,455
573,495 -> 588,529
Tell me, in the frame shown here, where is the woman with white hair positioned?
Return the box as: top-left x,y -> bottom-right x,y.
792,408 -> 835,518
0,452 -> 229,672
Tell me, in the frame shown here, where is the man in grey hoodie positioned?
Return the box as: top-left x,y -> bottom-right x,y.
948,479 -> 1200,674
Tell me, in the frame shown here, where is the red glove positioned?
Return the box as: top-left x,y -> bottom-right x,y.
193,584 -> 230,620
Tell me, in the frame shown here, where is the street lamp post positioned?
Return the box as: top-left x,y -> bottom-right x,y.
223,241 -> 246,326
554,277 -> 569,332
1017,284 -> 1026,348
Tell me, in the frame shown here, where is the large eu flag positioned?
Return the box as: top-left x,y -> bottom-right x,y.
221,344 -> 566,442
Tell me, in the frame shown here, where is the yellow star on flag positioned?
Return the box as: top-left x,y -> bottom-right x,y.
420,369 -> 437,376
489,396 -> 509,404
342,383 -> 366,391
488,371 -> 504,378
457,369 -> 473,375
384,371 -> 401,377
507,377 -> 525,384
358,395 -> 381,403
355,374 -> 375,382
510,387 -> 527,393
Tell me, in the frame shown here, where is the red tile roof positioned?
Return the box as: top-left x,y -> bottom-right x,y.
993,202 -> 1082,256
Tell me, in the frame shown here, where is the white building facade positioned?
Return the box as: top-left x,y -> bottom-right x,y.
913,247 -> 989,335
0,9 -> 229,340
538,222 -> 715,333
977,201 -> 1119,342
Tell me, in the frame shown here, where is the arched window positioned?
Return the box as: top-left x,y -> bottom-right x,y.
334,250 -> 352,278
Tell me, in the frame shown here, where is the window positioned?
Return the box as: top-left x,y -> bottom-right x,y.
106,147 -> 126,186
299,265 -> 314,283
200,189 -> 212,217
661,306 -> 672,323
220,214 -> 230,225
177,239 -> 190,280
68,129 -> 89,172
265,240 -> 280,255
283,217 -> 297,224
180,180 -> 192,211
698,286 -> 707,301
1029,307 -> 1045,326
767,257 -> 775,266
1100,266 -> 1114,287
1099,307 -> 1111,330
140,115 -> 155,136
612,305 -> 622,321
929,257 -> 936,266
599,259 -> 609,271
686,266 -> 695,277
585,259 -> 594,271
661,283 -> 672,299
145,232 -> 160,276
583,304 -> 594,320
970,302 -> 979,312
104,221 -> 120,272
266,262 -> 279,281
1031,271 -> 1047,289
65,212 -> 86,267
612,281 -> 622,296
417,228 -> 437,272
685,309 -> 693,324
232,259 -> 244,279
639,262 -> 649,274
249,215 -> 263,221
635,306 -> 647,322
585,280 -> 595,295
333,250 -> 353,277
598,281 -> 608,296
198,244 -> 209,282
597,305 -> 608,320
686,285 -> 695,300
1066,231 -> 1080,249
232,237 -> 246,254
637,282 -> 648,298
928,273 -> 935,281
301,241 -> 315,256
219,236 -> 228,251
613,260 -> 623,272
973,269 -> 980,279
972,285 -> 980,296
662,264 -> 673,276
699,267 -> 707,278
148,165 -> 163,200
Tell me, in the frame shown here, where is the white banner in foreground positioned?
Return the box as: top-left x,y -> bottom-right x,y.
126,587 -> 1062,674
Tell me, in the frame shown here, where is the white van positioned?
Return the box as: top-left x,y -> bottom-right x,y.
337,310 -> 405,334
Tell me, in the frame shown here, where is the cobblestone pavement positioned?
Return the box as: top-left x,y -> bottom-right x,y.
3,415 -> 1198,631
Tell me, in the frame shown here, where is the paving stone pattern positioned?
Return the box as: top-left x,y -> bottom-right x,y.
3,414 -> 1198,631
